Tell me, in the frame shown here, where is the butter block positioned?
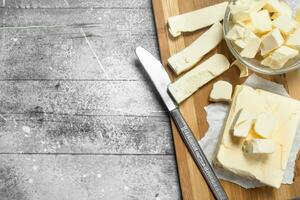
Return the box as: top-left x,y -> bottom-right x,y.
250,10 -> 272,34
168,54 -> 230,104
261,45 -> 298,69
168,22 -> 223,75
215,85 -> 300,188
240,37 -> 261,58
272,15 -> 298,35
243,139 -> 275,154
209,81 -> 233,102
168,2 -> 228,37
260,28 -> 284,56
231,109 -> 255,138
254,113 -> 277,138
286,28 -> 300,49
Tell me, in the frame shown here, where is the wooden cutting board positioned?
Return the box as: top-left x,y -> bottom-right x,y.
152,0 -> 300,199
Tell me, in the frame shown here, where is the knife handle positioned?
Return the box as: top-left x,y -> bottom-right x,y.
170,108 -> 228,200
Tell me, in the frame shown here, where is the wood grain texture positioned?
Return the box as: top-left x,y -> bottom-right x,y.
0,154 -> 180,200
0,0 -> 181,199
152,0 -> 300,199
0,114 -> 172,154
0,27 -> 157,80
0,81 -> 166,116
2,0 -> 151,8
0,8 -> 155,34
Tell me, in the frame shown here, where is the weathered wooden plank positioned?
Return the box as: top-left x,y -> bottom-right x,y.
0,27 -> 158,80
0,81 -> 166,116
0,114 -> 172,154
0,8 -> 155,35
0,154 -> 180,200
2,0 -> 151,9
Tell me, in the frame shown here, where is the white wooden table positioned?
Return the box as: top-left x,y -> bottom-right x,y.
0,1 -> 180,199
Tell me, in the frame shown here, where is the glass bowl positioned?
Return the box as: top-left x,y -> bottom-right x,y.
223,0 -> 300,75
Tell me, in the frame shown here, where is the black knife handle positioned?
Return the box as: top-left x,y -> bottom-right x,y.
170,108 -> 228,200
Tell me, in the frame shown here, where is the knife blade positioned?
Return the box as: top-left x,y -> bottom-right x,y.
135,46 -> 228,200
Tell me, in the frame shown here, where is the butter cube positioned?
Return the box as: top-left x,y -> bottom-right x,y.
260,28 -> 284,56
231,109 -> 255,138
230,4 -> 251,22
263,0 -> 282,13
271,1 -> 293,19
254,113 -> 277,138
209,81 -> 232,102
272,15 -> 298,35
240,37 -> 261,58
261,46 -> 298,69
250,10 -> 272,34
226,25 -> 257,49
286,28 -> 300,49
242,139 -> 275,154
296,7 -> 300,23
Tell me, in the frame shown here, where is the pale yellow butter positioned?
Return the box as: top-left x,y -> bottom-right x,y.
260,28 -> 284,56
286,28 -> 300,49
272,15 -> 298,35
209,81 -> 233,102
226,25 -> 257,49
250,9 -> 272,34
243,139 -> 275,154
240,37 -> 261,58
168,2 -> 228,37
168,54 -> 230,104
168,22 -> 223,75
231,109 -> 256,138
261,45 -> 298,69
254,113 -> 277,138
271,1 -> 293,19
215,85 -> 300,188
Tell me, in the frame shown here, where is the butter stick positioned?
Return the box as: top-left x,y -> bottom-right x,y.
168,2 -> 228,37
168,22 -> 223,75
168,54 -> 230,104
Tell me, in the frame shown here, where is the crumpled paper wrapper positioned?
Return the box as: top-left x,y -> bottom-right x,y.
198,74 -> 300,188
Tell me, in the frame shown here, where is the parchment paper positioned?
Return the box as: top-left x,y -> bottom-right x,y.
198,74 -> 300,188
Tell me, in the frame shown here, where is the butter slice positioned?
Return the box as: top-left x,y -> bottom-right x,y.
209,81 -> 233,102
254,113 -> 277,138
250,10 -> 272,34
168,2 -> 228,37
286,28 -> 300,49
272,15 -> 298,35
240,37 -> 261,58
168,54 -> 230,104
232,109 -> 255,138
243,139 -> 275,154
260,28 -> 284,56
168,22 -> 223,75
261,45 -> 298,69
215,85 -> 300,188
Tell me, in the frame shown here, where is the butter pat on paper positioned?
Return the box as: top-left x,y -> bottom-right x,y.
198,74 -> 300,189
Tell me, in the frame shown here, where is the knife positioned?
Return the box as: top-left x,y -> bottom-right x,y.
135,47 -> 228,200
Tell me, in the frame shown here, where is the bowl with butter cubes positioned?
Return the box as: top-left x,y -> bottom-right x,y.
224,0 -> 300,75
